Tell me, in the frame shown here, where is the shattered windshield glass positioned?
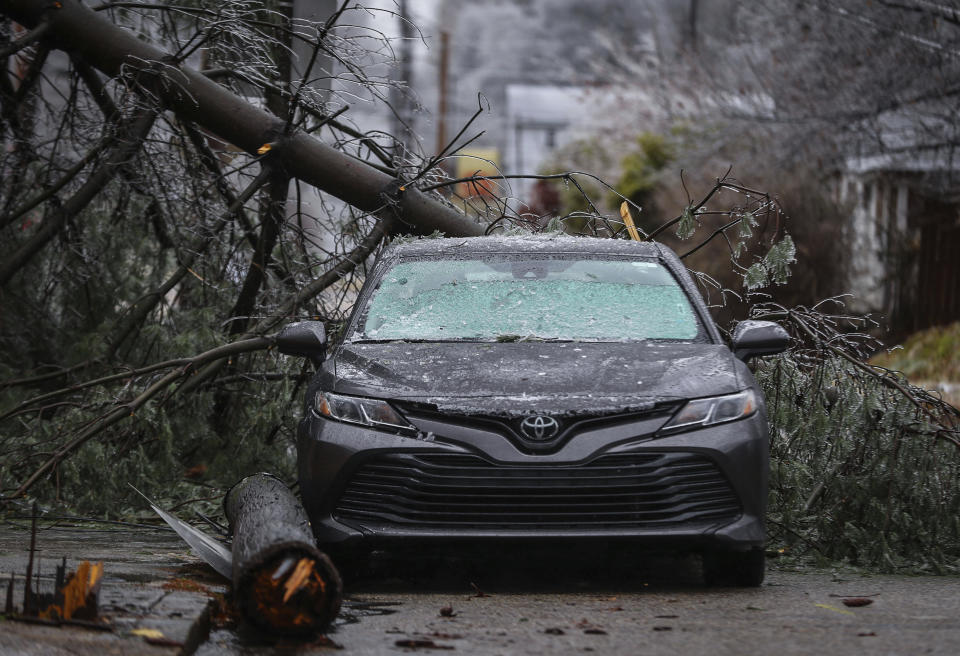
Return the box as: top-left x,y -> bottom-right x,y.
352,255 -> 703,342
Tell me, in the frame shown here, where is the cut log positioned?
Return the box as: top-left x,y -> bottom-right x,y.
224,473 -> 341,635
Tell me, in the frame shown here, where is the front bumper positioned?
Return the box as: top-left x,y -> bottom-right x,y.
297,408 -> 768,552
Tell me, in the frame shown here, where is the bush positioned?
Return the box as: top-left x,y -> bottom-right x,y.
760,353 -> 960,573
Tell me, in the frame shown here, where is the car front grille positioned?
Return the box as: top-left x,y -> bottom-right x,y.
393,403 -> 681,454
333,451 -> 741,530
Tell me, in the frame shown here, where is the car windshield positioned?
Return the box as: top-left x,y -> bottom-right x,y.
351,255 -> 704,342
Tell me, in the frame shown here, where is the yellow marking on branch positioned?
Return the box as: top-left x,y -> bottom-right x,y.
620,201 -> 642,242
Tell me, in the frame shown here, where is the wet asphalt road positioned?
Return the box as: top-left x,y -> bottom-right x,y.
1,525 -> 959,655
292,552 -> 960,656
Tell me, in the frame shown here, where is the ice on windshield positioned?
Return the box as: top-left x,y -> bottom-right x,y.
355,257 -> 701,341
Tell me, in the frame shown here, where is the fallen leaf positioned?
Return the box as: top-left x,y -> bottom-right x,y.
131,628 -> 165,639
394,638 -> 455,650
162,578 -> 211,595
814,603 -> 855,616
841,598 -> 874,607
469,582 -> 489,598
439,605 -> 457,617
257,143 -> 272,155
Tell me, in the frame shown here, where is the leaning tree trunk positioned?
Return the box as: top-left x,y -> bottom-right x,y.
0,0 -> 483,239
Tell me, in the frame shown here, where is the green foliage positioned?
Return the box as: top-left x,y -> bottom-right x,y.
538,138 -> 619,219
764,234 -> 796,285
759,354 -> 960,573
744,234 -> 796,290
871,321 -> 960,384
676,205 -> 696,240
612,132 -> 673,219
0,188 -> 303,516
737,210 -> 758,239
744,262 -> 768,289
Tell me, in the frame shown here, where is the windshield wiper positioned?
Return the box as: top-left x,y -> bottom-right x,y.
349,337 -> 479,344
493,334 -> 571,343
349,335 -> 575,344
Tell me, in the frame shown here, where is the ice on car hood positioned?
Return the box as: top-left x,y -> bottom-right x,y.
330,341 -> 741,416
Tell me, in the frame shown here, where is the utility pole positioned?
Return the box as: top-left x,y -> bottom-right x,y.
391,0 -> 415,158
436,30 -> 450,158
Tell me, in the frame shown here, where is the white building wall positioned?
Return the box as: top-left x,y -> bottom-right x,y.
844,173 -> 887,313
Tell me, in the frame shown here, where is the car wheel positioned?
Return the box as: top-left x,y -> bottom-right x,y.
702,548 -> 765,587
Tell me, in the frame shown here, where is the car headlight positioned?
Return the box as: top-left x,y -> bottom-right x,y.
312,391 -> 414,432
660,389 -> 757,432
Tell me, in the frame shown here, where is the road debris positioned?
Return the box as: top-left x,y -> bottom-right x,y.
1,504 -> 108,630
577,618 -> 607,634
841,597 -> 875,607
132,485 -> 233,579
469,582 -> 490,598
225,473 -> 342,635
137,473 -> 342,637
131,627 -> 184,647
394,638 -> 455,650
814,603 -> 856,616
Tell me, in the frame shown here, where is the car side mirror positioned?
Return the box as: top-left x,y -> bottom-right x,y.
731,320 -> 790,361
276,321 -> 327,363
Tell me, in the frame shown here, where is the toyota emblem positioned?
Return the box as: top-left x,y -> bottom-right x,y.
520,415 -> 560,441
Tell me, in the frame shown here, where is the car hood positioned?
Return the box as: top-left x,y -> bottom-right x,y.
330,341 -> 741,416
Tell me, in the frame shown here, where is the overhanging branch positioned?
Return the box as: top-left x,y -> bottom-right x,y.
0,0 -> 482,238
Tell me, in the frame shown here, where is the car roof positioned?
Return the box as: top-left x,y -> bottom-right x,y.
383,234 -> 667,258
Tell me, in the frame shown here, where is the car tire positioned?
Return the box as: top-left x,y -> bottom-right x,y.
702,548 -> 765,587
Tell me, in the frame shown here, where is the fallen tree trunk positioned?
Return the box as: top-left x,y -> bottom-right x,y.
224,473 -> 342,635
0,0 -> 482,239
